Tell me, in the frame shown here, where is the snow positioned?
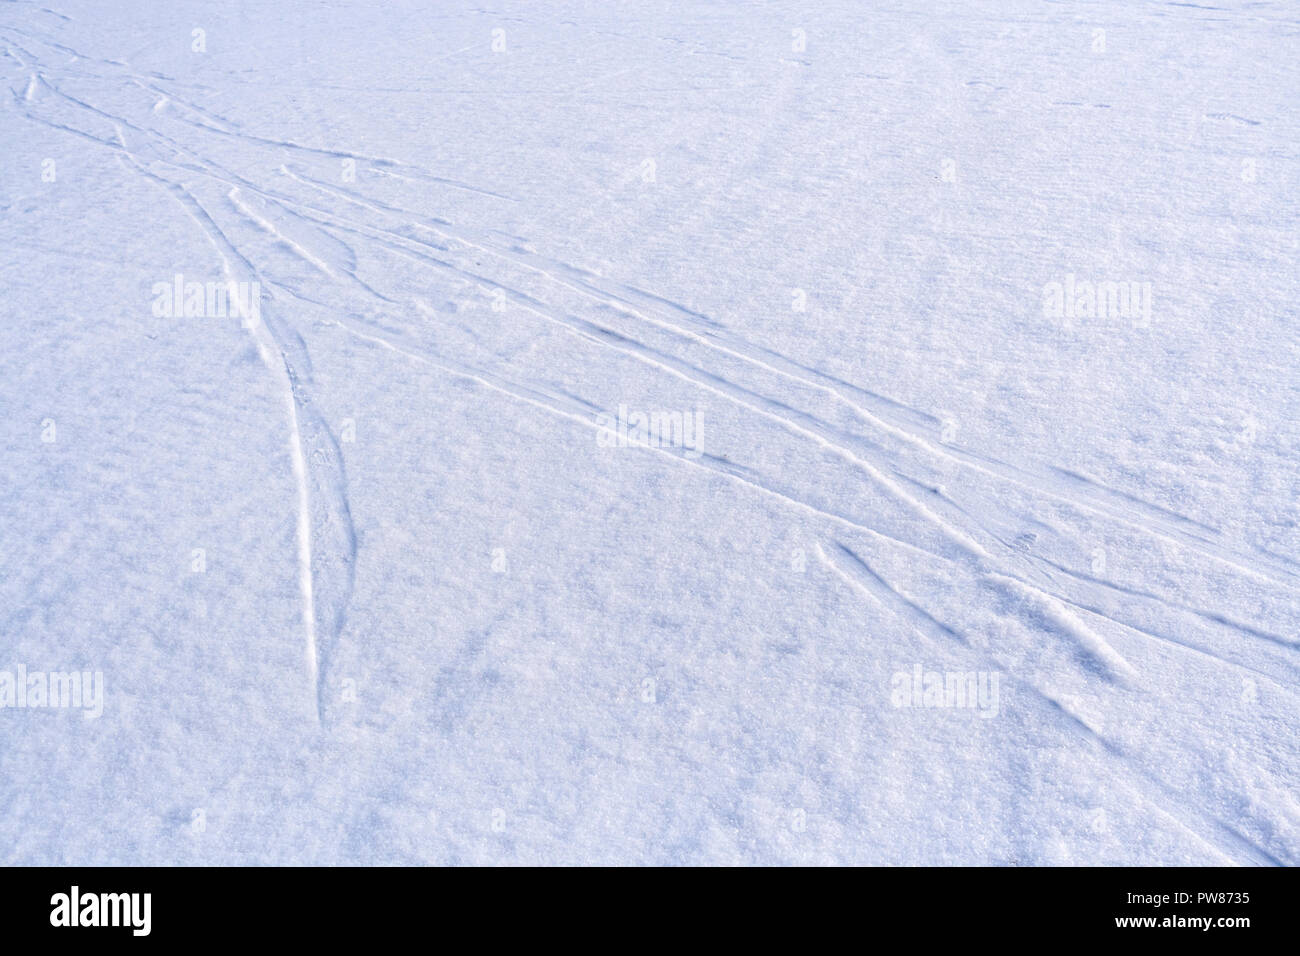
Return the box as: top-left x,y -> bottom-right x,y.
1,0 -> 1297,865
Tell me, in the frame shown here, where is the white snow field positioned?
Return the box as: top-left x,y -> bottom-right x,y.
1,0 -> 1297,866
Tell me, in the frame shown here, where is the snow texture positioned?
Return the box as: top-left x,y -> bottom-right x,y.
1,0 -> 1297,865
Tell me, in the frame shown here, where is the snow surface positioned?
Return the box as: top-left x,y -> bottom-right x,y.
1,0 -> 1297,865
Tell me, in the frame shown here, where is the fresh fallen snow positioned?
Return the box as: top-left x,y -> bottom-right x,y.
0,0 -> 1297,865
